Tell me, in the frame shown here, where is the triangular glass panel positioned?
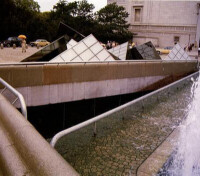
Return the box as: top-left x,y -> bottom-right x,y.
127,41 -> 161,60
71,56 -> 83,62
108,42 -> 128,60
89,57 -> 100,62
165,43 -> 194,60
50,56 -> 65,62
61,49 -> 77,61
67,39 -> 78,49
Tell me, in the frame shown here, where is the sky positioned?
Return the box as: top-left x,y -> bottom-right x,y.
35,0 -> 107,12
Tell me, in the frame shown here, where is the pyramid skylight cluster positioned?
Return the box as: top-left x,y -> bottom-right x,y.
50,34 -> 115,62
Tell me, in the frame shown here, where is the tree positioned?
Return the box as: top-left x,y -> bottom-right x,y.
13,0 -> 40,12
53,0 -> 77,18
75,0 -> 94,20
52,0 -> 95,36
72,0 -> 95,35
96,3 -> 132,43
0,0 -> 41,41
0,0 -> 132,44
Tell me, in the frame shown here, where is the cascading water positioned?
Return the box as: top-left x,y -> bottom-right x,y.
160,76 -> 200,176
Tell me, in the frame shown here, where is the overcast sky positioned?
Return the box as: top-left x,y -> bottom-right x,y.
35,0 -> 107,12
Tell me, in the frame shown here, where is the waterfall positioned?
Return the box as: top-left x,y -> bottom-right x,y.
168,76 -> 200,176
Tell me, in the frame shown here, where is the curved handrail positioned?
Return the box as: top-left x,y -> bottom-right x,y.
0,78 -> 27,119
50,71 -> 199,147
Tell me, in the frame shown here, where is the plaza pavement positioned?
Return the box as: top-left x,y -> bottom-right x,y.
0,47 -> 38,63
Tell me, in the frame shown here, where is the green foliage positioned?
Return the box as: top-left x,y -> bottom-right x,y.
0,0 -> 133,44
96,3 -> 132,43
75,0 -> 94,20
0,0 -> 41,41
13,0 -> 40,12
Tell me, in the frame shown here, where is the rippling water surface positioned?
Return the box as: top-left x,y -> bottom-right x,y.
159,76 -> 200,176
56,77 -> 195,175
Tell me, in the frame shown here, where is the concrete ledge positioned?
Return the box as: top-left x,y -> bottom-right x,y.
27,65 -> 43,86
136,128 -> 180,176
0,61 -> 197,88
0,94 -> 79,176
0,61 -> 197,108
0,121 -> 29,176
83,63 -> 108,82
44,64 -> 59,85
124,62 -> 146,78
145,62 -> 163,76
0,66 -> 12,89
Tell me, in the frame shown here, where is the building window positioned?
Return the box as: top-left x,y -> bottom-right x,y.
133,6 -> 142,22
174,36 -> 180,43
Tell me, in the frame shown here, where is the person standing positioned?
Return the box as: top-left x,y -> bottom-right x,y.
106,41 -> 111,49
112,41 -> 116,48
21,39 -> 26,53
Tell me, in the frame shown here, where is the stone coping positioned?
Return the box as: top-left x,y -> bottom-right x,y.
0,94 -> 79,176
136,127 -> 180,176
0,60 -> 197,89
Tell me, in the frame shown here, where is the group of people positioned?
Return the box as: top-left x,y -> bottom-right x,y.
184,43 -> 194,52
106,41 -> 119,49
105,41 -> 138,50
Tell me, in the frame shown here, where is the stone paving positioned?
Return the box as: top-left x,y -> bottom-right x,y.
0,47 -> 38,62
55,82 -> 194,176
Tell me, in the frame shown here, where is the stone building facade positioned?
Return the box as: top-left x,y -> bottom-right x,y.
107,0 -> 200,48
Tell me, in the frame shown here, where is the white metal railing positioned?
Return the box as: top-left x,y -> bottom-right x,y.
50,71 -> 199,147
0,78 -> 27,119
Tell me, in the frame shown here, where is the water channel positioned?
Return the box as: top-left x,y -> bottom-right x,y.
158,75 -> 200,176
53,75 -> 196,176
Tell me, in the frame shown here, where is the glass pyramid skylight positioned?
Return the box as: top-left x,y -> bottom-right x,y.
126,41 -> 161,60
50,34 -> 115,62
136,42 -> 161,60
165,44 -> 193,60
67,39 -> 78,49
108,42 -> 128,60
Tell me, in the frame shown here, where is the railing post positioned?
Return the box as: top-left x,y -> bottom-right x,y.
93,122 -> 97,136
122,109 -> 125,120
0,78 -> 27,119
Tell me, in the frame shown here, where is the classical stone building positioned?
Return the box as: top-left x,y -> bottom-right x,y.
107,0 -> 200,48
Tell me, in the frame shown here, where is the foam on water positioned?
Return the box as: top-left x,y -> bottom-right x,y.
167,76 -> 200,176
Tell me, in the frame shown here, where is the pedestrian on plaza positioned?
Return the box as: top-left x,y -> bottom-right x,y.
184,44 -> 187,51
106,41 -> 111,49
131,42 -> 136,48
112,41 -> 116,48
188,45 -> 191,52
21,39 -> 26,53
188,44 -> 194,52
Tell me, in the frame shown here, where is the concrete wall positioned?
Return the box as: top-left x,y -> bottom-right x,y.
137,1 -> 197,25
0,61 -> 197,107
108,0 -> 200,47
132,31 -> 196,47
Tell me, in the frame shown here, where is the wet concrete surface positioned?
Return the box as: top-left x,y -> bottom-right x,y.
55,83 -> 193,176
